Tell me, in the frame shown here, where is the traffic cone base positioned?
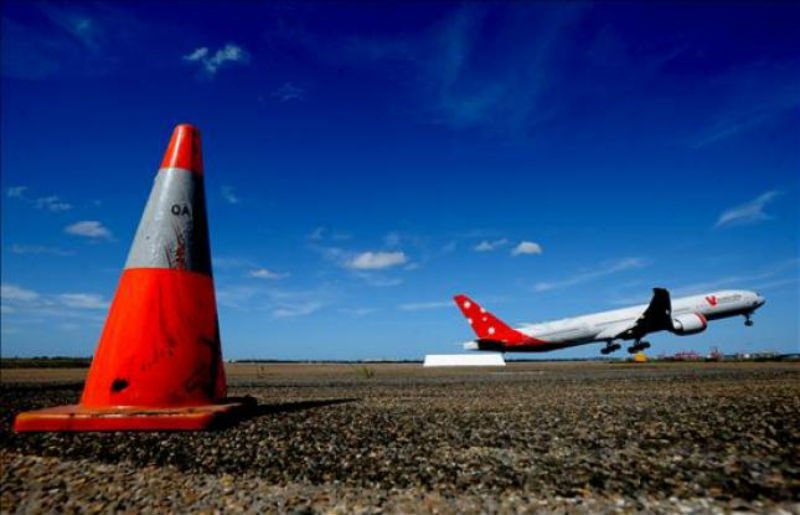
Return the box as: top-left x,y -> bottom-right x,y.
12,401 -> 249,432
13,124 -> 250,432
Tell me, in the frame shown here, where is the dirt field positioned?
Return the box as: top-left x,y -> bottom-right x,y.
2,362 -> 799,514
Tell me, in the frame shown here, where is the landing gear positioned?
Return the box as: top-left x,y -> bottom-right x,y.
627,340 -> 651,354
601,342 -> 622,355
744,313 -> 754,327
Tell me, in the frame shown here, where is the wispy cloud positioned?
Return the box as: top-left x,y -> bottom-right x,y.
1,283 -> 109,324
347,251 -> 408,270
3,3 -> 163,80
213,257 -> 257,270
35,195 -> 72,212
65,220 -> 113,240
511,241 -> 543,256
38,3 -> 102,53
183,43 -> 249,76
692,64 -> 800,148
339,307 -> 378,317
6,186 -> 28,198
307,226 -> 351,242
308,226 -> 326,241
273,301 -> 323,319
1,17 -> 62,79
384,231 -> 402,248
535,257 -> 647,292
248,268 -> 289,280
398,301 -> 451,311
272,82 -> 306,101
474,238 -> 508,252
715,191 -> 780,228
221,185 -> 240,204
215,285 -> 259,310
267,4 -> 583,135
352,273 -> 404,287
1,284 -> 40,303
6,187 -> 72,212
57,293 -> 109,310
670,259 -> 799,298
427,4 -> 584,132
11,244 -> 74,257
215,282 -> 334,319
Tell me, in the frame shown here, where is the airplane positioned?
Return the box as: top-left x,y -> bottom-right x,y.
453,289 -> 765,355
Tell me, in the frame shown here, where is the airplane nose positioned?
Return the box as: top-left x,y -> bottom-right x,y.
756,296 -> 766,307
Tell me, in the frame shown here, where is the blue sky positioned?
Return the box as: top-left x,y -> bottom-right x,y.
2,2 -> 798,359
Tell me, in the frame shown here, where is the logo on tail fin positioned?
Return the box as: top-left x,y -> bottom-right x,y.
453,294 -> 541,346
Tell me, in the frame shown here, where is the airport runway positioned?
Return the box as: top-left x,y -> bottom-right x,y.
2,362 -> 799,514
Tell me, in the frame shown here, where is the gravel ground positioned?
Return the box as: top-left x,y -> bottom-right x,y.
2,362 -> 799,514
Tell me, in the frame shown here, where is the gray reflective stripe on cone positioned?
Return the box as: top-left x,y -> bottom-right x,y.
124,167 -> 212,275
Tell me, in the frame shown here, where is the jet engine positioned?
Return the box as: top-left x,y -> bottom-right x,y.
671,313 -> 707,335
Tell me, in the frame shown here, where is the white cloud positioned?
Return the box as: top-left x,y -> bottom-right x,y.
11,244 -> 74,256
65,220 -> 112,240
273,301 -> 323,318
535,257 -> 646,292
347,251 -> 408,270
183,43 -> 249,76
35,195 -> 72,212
272,82 -> 305,101
474,238 -> 508,252
398,301 -> 452,311
57,293 -> 108,310
7,186 -> 27,198
1,284 -> 40,302
716,191 -> 780,228
248,268 -> 288,280
511,241 -> 543,256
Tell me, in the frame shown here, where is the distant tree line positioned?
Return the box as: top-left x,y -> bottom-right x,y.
0,357 -> 92,368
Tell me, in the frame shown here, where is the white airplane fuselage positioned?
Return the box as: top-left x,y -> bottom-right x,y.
462,290 -> 765,353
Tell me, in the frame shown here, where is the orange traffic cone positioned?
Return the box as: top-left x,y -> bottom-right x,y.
14,124 -> 251,431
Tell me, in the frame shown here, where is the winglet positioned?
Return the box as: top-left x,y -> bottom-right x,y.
453,294 -> 531,345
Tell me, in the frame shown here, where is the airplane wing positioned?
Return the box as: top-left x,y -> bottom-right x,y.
603,288 -> 673,341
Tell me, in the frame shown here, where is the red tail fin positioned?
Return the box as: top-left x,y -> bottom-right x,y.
453,294 -> 530,345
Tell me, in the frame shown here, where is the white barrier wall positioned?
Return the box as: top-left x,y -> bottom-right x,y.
423,354 -> 506,367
